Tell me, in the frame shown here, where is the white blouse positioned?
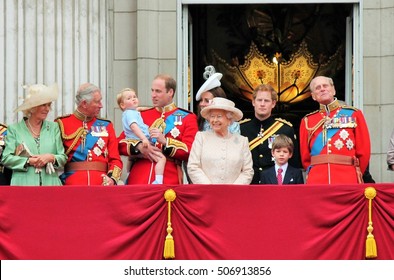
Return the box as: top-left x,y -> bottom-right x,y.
187,131 -> 254,184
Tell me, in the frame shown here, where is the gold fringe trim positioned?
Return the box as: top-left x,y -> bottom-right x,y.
56,119 -> 85,155
163,189 -> 176,259
364,187 -> 377,259
304,116 -> 326,146
150,117 -> 166,132
110,165 -> 122,182
166,138 -> 188,157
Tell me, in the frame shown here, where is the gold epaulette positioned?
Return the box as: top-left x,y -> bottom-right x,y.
176,107 -> 194,114
341,104 -> 359,111
55,114 -> 72,121
138,106 -> 154,112
239,118 -> 251,125
303,110 -> 319,119
275,118 -> 293,127
96,117 -> 112,123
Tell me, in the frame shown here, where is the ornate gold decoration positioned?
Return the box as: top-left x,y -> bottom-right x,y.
163,189 -> 176,259
212,41 -> 341,104
166,138 -> 188,157
56,119 -> 85,155
364,187 -> 377,259
110,165 -> 122,183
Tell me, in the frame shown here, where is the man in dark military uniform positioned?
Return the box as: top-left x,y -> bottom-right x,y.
240,84 -> 300,184
0,123 -> 11,185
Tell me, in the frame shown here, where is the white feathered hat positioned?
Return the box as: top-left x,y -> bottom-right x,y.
196,66 -> 223,101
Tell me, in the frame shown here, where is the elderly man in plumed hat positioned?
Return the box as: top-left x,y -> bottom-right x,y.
2,83 -> 67,186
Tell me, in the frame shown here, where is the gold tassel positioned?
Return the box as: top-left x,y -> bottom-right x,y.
163,189 -> 176,259
364,187 -> 377,259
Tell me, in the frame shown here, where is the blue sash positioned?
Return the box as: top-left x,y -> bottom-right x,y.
151,109 -> 188,143
71,119 -> 109,162
60,119 -> 109,183
164,109 -> 187,134
311,108 -> 354,156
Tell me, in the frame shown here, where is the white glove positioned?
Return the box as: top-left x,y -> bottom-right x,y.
45,162 -> 55,174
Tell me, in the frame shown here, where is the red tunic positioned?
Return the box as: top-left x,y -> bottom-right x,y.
299,100 -> 370,184
56,111 -> 122,185
118,103 -> 198,184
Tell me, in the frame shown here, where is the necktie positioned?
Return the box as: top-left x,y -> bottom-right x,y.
277,168 -> 283,185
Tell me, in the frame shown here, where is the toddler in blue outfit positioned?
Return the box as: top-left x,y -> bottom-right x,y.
117,88 -> 166,184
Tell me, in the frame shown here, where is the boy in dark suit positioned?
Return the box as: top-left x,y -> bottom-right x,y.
260,134 -> 304,185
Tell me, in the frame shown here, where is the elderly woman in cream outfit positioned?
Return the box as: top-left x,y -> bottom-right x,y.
2,83 -> 67,186
187,97 -> 253,184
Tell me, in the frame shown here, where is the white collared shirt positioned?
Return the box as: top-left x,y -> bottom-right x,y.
275,163 -> 288,177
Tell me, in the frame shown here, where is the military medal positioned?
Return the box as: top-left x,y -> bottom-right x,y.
346,139 -> 354,150
170,127 -> 180,138
268,136 -> 276,149
174,114 -> 183,126
97,137 -> 105,149
339,129 -> 349,140
334,139 -> 344,150
257,127 -> 264,138
93,146 -> 102,156
91,125 -> 108,137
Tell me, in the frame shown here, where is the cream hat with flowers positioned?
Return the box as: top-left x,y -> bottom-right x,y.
196,66 -> 223,101
14,83 -> 59,112
200,97 -> 243,122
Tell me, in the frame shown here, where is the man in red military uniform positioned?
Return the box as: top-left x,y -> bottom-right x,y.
299,76 -> 370,184
56,83 -> 122,185
118,74 -> 198,184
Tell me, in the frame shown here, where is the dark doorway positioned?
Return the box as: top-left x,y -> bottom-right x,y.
189,3 -> 353,130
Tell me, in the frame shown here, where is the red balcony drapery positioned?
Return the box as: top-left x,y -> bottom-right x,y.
0,184 -> 393,260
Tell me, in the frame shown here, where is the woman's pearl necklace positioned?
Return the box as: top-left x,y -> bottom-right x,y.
27,119 -> 41,137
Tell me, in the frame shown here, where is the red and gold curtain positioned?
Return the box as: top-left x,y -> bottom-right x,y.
0,184 -> 393,260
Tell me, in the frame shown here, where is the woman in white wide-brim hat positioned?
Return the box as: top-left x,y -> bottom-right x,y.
187,97 -> 254,184
2,83 -> 67,186
195,65 -> 240,134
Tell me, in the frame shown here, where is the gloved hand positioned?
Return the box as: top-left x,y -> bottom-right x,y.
45,162 -> 55,174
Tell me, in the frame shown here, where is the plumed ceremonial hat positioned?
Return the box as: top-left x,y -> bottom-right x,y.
196,66 -> 223,101
200,97 -> 243,122
14,83 -> 59,112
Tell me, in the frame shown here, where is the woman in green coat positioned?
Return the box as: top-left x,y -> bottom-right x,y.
2,83 -> 67,186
